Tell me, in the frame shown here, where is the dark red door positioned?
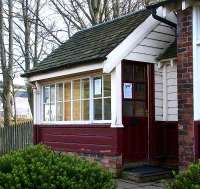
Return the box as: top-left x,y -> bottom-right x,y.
122,61 -> 149,162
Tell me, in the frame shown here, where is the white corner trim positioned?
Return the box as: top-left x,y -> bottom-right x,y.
193,6 -> 200,120
162,64 -> 168,121
28,63 -> 103,82
103,14 -> 160,73
111,63 -> 124,128
182,0 -> 189,10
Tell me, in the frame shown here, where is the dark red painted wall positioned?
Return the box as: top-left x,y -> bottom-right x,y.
152,121 -> 178,161
34,124 -> 123,156
34,122 -> 178,163
194,121 -> 200,160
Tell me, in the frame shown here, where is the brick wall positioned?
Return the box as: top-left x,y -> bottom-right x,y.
177,7 -> 196,167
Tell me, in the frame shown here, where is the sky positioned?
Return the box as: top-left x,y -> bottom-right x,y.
1,0 -> 67,86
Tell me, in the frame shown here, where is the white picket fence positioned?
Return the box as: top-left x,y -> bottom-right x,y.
0,121 -> 33,155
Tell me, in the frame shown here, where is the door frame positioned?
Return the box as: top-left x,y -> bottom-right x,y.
121,59 -> 155,162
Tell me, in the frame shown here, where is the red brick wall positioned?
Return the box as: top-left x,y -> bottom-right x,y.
177,7 -> 196,167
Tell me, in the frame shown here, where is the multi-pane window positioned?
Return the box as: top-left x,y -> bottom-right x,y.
43,85 -> 56,121
123,63 -> 147,117
43,75 -> 111,122
93,75 -> 111,120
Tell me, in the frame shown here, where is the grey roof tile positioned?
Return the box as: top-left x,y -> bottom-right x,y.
23,9 -> 151,77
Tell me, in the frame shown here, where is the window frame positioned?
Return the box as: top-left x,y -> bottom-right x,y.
41,74 -> 112,125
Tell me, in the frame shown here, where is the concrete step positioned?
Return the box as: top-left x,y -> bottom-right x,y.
122,165 -> 175,182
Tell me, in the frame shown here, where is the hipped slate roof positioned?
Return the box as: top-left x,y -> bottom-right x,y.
23,9 -> 151,77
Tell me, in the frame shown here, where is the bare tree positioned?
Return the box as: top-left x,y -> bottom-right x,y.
0,0 -> 14,126
50,0 -> 150,34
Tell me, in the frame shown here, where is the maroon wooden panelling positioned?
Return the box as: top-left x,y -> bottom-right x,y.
152,121 -> 178,160
123,117 -> 148,162
34,124 -> 123,156
194,121 -> 200,160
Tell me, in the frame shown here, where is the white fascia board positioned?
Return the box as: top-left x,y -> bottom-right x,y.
103,14 -> 160,73
28,63 -> 103,82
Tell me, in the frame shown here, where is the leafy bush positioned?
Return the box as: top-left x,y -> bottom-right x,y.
165,162 -> 200,189
0,145 -> 116,189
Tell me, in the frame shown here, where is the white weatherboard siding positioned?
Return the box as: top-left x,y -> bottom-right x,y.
154,60 -> 178,121
125,23 -> 176,64
193,6 -> 200,121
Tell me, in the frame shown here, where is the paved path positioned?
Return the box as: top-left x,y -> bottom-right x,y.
117,179 -> 164,189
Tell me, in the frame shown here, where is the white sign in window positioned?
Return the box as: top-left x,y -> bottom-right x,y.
94,78 -> 102,96
124,83 -> 133,99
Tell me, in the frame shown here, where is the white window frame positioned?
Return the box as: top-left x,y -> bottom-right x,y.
41,75 -> 111,125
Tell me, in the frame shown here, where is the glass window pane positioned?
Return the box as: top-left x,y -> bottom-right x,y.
93,77 -> 102,98
43,104 -> 50,121
56,83 -> 63,102
65,81 -> 71,101
124,64 -> 133,82
73,100 -> 80,120
50,104 -> 56,121
104,75 -> 111,97
43,86 -> 50,103
81,100 -> 89,120
134,65 -> 146,81
104,98 -> 111,120
134,101 -> 146,117
94,99 -> 102,120
56,102 -> 63,121
123,101 -> 133,117
82,79 -> 89,99
50,85 -> 55,103
134,84 -> 146,100
64,102 -> 71,121
73,80 -> 80,100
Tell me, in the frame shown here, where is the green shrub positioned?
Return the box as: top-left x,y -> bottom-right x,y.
0,145 -> 116,189
165,162 -> 200,189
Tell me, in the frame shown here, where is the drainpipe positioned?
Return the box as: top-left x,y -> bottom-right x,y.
147,8 -> 177,29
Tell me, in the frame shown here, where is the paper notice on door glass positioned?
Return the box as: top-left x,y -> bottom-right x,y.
94,79 -> 102,95
124,83 -> 133,99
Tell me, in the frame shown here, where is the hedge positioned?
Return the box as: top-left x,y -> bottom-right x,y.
0,145 -> 116,189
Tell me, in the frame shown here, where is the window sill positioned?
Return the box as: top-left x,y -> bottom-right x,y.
40,120 -> 112,125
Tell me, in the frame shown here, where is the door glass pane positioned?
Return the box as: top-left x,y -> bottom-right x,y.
93,77 -> 102,98
124,64 -> 133,82
134,101 -> 146,116
82,79 -> 89,99
65,81 -> 71,101
43,86 -> 50,103
104,75 -> 111,97
123,101 -> 133,117
81,100 -> 89,120
73,80 -> 80,100
50,85 -> 55,103
56,83 -> 63,102
94,99 -> 102,120
104,98 -> 111,120
43,104 -> 50,121
56,102 -> 63,121
64,102 -> 71,121
134,65 -> 146,81
73,100 -> 80,120
134,84 -> 146,100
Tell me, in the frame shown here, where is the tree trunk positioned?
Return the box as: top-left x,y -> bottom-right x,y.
22,0 -> 33,115
0,0 -> 13,127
